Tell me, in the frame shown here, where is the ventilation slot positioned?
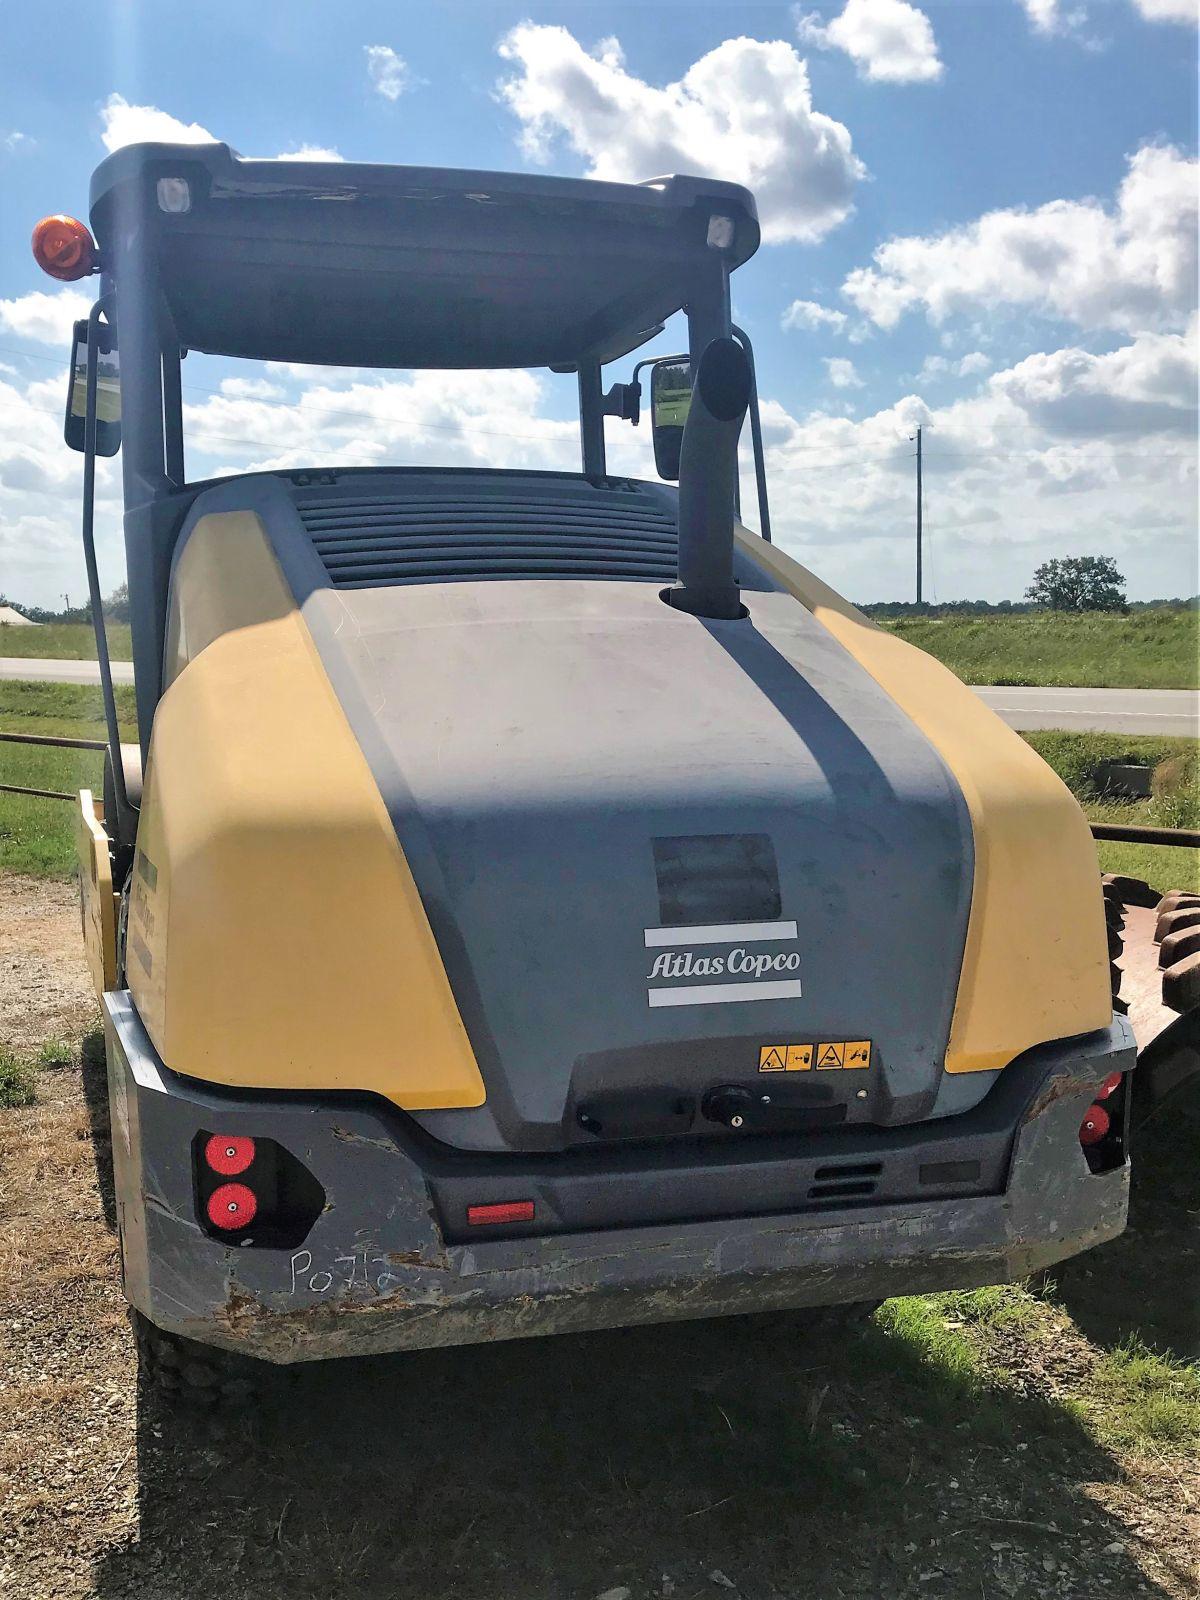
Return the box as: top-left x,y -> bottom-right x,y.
807,1181 -> 877,1201
807,1160 -> 882,1203
295,482 -> 680,588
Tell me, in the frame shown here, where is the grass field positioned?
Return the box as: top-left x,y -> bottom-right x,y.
879,609 -> 1199,689
5,610 -> 1198,688
1023,730 -> 1199,892
0,621 -> 133,660
0,682 -> 138,876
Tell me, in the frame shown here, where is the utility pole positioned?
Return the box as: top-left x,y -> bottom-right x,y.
915,424 -> 923,605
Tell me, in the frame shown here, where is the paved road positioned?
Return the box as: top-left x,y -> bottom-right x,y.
1,659 -> 1196,734
0,657 -> 135,685
971,685 -> 1198,736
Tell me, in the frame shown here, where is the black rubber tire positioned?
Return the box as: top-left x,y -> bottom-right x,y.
131,1308 -> 277,1405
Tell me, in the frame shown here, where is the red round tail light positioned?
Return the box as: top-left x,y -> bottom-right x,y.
206,1182 -> 258,1230
1096,1072 -> 1122,1100
1079,1104 -> 1111,1147
204,1134 -> 256,1176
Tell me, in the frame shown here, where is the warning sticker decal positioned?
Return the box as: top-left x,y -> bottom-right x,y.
758,1044 -> 814,1072
760,1040 -> 873,1073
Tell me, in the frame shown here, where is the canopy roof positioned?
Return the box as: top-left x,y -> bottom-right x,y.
90,143 -> 759,371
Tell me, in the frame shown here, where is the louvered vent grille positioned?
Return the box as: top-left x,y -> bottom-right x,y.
294,479 -> 679,589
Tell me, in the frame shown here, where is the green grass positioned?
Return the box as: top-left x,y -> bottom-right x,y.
0,681 -> 138,876
1020,731 -> 1200,893
880,609 -> 1199,689
0,621 -> 132,660
1094,839 -> 1199,894
0,1050 -> 38,1108
1021,730 -> 1199,805
877,1288 -> 1200,1454
36,1037 -> 76,1069
1087,1339 -> 1200,1449
0,678 -> 138,739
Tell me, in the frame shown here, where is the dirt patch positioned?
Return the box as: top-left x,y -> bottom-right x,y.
0,870 -> 1195,1600
0,873 -> 97,1053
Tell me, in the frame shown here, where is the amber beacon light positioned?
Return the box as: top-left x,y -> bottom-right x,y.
32,214 -> 97,280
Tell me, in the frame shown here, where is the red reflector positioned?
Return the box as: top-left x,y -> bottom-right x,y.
205,1134 -> 256,1176
207,1182 -> 258,1230
1079,1104 -> 1111,1147
467,1200 -> 535,1227
1096,1072 -> 1122,1100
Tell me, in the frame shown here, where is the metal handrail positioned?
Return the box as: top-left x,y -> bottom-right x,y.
0,783 -> 75,801
1090,822 -> 1200,848
0,728 -> 106,803
0,732 -> 107,751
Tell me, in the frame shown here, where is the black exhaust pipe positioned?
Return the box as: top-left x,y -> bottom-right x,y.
667,336 -> 751,621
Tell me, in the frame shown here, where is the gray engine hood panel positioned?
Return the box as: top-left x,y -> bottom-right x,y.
295,574 -> 974,1151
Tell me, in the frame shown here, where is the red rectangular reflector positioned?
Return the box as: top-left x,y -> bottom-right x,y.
467,1200 -> 535,1227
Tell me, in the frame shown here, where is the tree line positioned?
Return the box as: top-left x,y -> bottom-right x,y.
4,561 -> 1196,625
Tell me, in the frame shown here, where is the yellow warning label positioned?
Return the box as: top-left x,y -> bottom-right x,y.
759,1043 -> 815,1073
844,1041 -> 872,1069
816,1042 -> 846,1070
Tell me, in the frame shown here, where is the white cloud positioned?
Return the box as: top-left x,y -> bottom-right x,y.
825,357 -> 863,388
365,44 -> 413,101
99,94 -> 216,151
0,372 -> 123,609
496,24 -> 865,244
219,376 -> 285,400
3,130 -> 34,153
98,95 -> 342,162
276,145 -> 344,162
842,143 -> 1197,335
1019,0 -> 1058,27
1130,0 -> 1197,21
1017,0 -> 1105,41
917,350 -> 992,383
988,321 -> 1197,436
1016,0 -> 1087,33
0,288 -> 94,346
757,324 -> 1196,601
182,369 -> 580,477
796,0 -> 943,82
782,299 -> 849,332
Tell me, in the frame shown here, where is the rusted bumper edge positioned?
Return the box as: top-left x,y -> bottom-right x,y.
104,993 -> 1136,1365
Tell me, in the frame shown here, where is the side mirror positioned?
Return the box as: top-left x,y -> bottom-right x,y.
65,318 -> 121,456
650,358 -> 692,482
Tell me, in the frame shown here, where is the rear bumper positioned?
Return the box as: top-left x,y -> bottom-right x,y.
105,992 -> 1135,1364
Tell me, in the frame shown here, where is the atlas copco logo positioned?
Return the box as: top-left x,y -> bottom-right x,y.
642,920 -> 802,1009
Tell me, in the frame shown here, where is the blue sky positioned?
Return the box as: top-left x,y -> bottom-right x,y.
1,0 -> 1196,608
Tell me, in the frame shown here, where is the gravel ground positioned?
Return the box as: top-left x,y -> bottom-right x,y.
0,871 -> 1196,1600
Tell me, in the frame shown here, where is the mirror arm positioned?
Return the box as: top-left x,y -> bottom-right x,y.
82,298 -> 132,825
601,381 -> 640,425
